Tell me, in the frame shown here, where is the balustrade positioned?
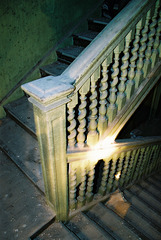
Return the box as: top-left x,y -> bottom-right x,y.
22,0 -> 161,221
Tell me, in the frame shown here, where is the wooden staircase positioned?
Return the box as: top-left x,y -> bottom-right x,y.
31,174 -> 161,239
1,1 -> 161,239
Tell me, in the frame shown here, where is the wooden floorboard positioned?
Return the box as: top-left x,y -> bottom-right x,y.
0,150 -> 55,240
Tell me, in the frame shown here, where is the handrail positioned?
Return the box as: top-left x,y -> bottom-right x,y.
67,136 -> 161,162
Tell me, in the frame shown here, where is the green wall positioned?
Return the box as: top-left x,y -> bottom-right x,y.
0,0 -> 99,118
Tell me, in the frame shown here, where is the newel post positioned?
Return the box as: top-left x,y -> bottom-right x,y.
22,76 -> 74,221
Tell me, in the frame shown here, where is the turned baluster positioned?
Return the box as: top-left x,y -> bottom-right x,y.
119,151 -> 131,187
129,149 -> 140,182
77,79 -> 90,148
107,46 -> 120,123
143,9 -> 154,77
133,148 -> 145,181
77,164 -> 87,207
151,1 -> 161,68
87,68 -> 100,147
113,152 -> 124,189
124,149 -> 137,185
138,147 -> 147,179
106,156 -> 117,192
126,22 -> 141,99
151,145 -> 159,172
98,54 -> 112,136
117,33 -> 132,110
69,163 -> 77,210
99,158 -> 111,195
144,146 -> 154,176
134,19 -> 145,88
67,94 -> 78,149
86,162 -> 96,202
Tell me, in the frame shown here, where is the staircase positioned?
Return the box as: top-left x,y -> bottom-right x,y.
31,173 -> 161,240
0,0 -> 128,192
0,0 -> 161,239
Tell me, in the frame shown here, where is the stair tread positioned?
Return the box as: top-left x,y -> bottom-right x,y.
34,222 -> 77,240
88,16 -> 111,32
129,184 -> 161,213
73,30 -> 98,41
57,45 -> 84,63
88,16 -> 112,25
4,96 -> 36,137
138,180 -> 161,201
40,60 -> 69,77
86,203 -> 139,240
124,189 -> 161,229
0,150 -> 54,240
0,117 -> 43,192
66,212 -> 113,240
147,176 -> 161,189
105,190 -> 161,240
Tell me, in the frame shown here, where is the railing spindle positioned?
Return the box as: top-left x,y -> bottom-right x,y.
77,79 -> 90,148
87,69 -> 100,146
151,1 -> 161,68
78,164 -> 87,207
126,23 -> 140,99
135,19 -> 145,88
143,9 -> 153,77
86,162 -> 96,202
117,33 -> 131,110
67,94 -> 78,149
99,158 -> 110,195
69,163 -> 77,210
98,54 -> 112,136
107,46 -> 120,122
133,148 -> 145,181
106,156 -> 117,192
124,149 -> 137,185
119,151 -> 131,186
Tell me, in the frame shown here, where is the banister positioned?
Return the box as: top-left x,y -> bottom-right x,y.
67,136 -> 161,163
21,0 -> 161,221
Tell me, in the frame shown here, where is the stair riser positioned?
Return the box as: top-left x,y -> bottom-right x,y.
73,36 -> 91,47
88,20 -> 107,32
57,52 -> 76,64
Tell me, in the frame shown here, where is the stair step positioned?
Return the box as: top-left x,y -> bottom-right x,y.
88,16 -> 111,32
0,118 -> 43,192
153,173 -> 161,182
73,30 -> 98,47
86,203 -> 140,240
129,185 -> 161,214
32,221 -> 78,240
65,212 -> 113,240
124,189 -> 161,230
4,96 -> 36,138
0,150 -> 54,240
138,180 -> 161,201
147,176 -> 161,189
105,192 -> 161,240
57,45 -> 84,64
40,60 -> 69,77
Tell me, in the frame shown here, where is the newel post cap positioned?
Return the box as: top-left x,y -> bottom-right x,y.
21,75 -> 75,111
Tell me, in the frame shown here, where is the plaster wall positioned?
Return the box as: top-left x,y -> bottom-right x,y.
0,0 -> 99,118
